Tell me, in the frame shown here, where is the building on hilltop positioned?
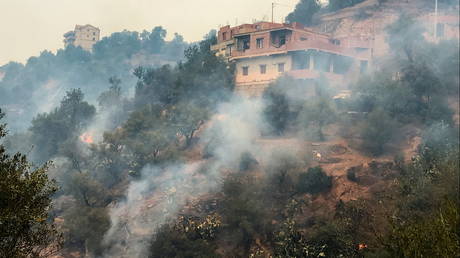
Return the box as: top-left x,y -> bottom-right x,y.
316,0 -> 459,58
211,21 -> 373,96
63,24 -> 100,52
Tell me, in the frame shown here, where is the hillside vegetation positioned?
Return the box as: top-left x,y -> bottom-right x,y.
0,1 -> 459,257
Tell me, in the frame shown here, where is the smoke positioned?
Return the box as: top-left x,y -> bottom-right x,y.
102,96 -> 270,257
81,105 -> 124,145
34,79 -> 66,114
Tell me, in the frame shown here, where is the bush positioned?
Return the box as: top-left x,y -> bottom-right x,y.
384,201 -> 459,257
360,109 -> 397,156
297,166 -> 332,194
239,152 -> 258,171
149,224 -> 218,258
346,170 -> 357,182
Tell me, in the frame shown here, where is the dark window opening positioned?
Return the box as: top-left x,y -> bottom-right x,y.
222,32 -> 227,41
329,39 -> 341,45
256,38 -> 264,48
332,55 -> 353,74
300,37 -> 308,41
260,64 -> 267,74
270,30 -> 290,48
278,63 -> 285,73
226,45 -> 233,56
279,35 -> 286,45
360,60 -> 368,74
313,51 -> 331,72
242,66 -> 249,76
237,35 -> 251,51
292,51 -> 310,70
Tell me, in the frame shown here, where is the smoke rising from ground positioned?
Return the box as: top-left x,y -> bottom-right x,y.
102,96 -> 270,257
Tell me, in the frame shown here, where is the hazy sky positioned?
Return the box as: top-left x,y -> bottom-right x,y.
0,0 -> 300,65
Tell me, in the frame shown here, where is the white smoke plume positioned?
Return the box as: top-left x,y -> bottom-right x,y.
102,96 -> 268,257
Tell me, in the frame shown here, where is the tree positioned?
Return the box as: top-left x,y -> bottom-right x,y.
286,0 -> 321,26
98,76 -> 122,110
384,200 -> 459,257
263,76 -> 306,135
145,26 -> 167,54
149,223 -> 219,258
134,65 -> 177,107
163,33 -> 188,61
299,97 -> 336,141
359,109 -> 397,156
297,166 -> 332,194
62,205 -> 110,255
386,14 -> 425,63
93,30 -> 142,60
30,89 -> 95,163
263,82 -> 290,135
170,101 -> 208,148
220,174 -> 272,255
0,110 -> 60,257
382,127 -> 459,257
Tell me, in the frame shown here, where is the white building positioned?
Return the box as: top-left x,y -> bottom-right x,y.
63,24 -> 100,51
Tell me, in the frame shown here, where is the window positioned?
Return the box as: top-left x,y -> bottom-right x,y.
270,30 -> 288,47
360,60 -> 368,74
300,37 -> 308,41
256,38 -> 264,48
93,32 -> 96,36
279,35 -> 286,45
242,66 -> 249,76
223,32 -> 227,41
329,39 -> 341,45
260,64 -> 267,74
226,45 -> 232,56
93,37 -> 96,41
292,52 -> 309,70
278,63 -> 285,73
237,35 -> 251,51
243,39 -> 250,50
436,23 -> 445,38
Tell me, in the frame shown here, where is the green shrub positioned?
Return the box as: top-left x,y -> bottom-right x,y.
149,224 -> 219,258
360,109 -> 397,156
297,166 -> 332,194
384,201 -> 459,257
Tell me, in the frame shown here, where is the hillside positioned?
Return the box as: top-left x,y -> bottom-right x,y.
0,0 -> 459,257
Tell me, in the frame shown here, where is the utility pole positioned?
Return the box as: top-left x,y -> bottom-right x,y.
271,2 -> 294,23
434,0 -> 438,41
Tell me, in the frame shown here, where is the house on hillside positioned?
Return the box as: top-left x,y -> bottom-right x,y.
63,24 -> 100,52
211,21 -> 372,96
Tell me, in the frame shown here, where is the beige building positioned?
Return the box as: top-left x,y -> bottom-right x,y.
63,24 -> 100,51
212,22 -> 372,96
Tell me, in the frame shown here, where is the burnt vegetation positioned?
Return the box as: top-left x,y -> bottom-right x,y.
0,2 -> 459,257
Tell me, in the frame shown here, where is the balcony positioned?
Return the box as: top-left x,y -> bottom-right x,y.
287,69 -> 344,82
231,36 -> 361,60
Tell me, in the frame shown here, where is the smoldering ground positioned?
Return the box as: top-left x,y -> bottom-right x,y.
101,96 -> 273,257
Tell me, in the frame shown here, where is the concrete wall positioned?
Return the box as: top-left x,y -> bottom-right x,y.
235,54 -> 292,93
